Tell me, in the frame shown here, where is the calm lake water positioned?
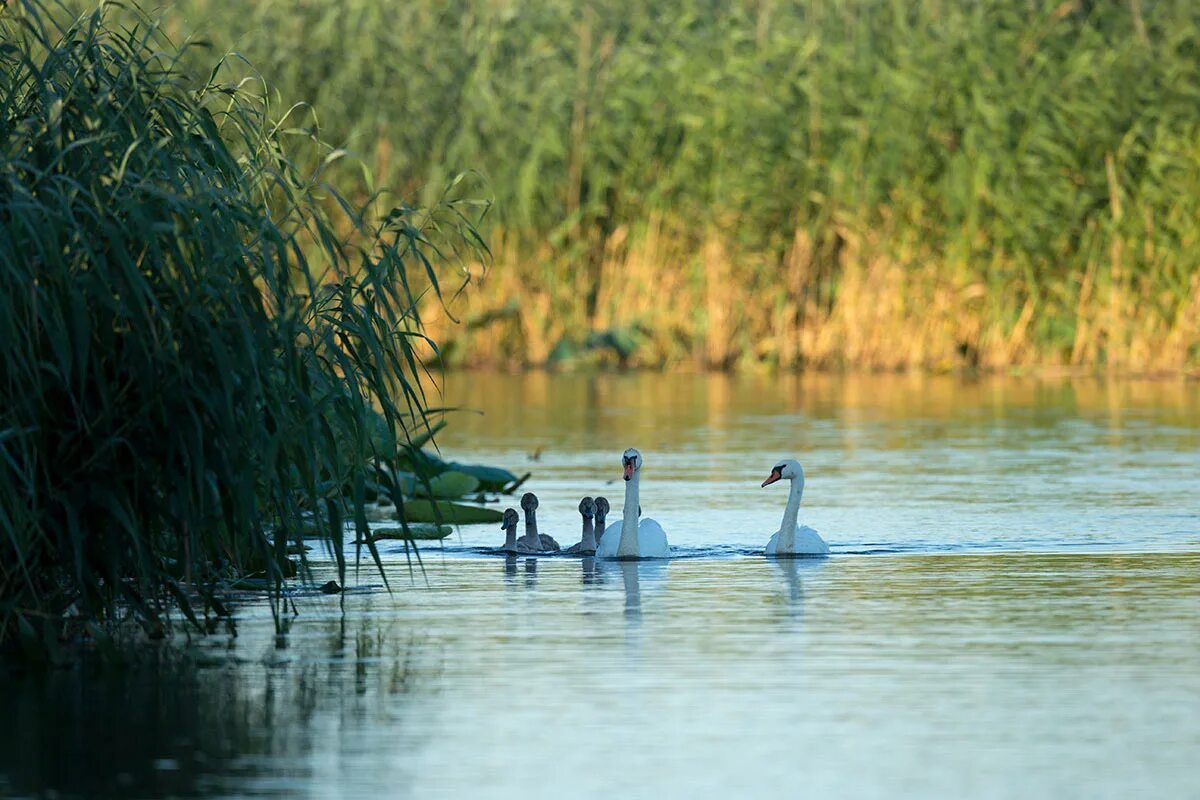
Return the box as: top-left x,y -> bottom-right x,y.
2,373 -> 1198,799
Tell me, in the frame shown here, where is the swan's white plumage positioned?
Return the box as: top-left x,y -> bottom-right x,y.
762,459 -> 829,557
765,525 -> 829,556
596,518 -> 668,559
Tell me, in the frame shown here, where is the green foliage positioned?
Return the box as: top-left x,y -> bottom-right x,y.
0,0 -> 486,655
414,456 -> 525,494
159,0 -> 1200,368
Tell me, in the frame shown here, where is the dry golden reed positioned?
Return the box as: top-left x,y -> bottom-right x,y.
144,0 -> 1200,373
422,220 -> 1199,374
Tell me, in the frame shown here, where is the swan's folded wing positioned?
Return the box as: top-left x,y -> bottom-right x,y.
795,525 -> 829,554
594,521 -> 621,557
638,518 -> 670,557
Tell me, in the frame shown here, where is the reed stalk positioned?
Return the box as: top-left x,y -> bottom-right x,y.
0,0 -> 486,658
142,0 -> 1200,373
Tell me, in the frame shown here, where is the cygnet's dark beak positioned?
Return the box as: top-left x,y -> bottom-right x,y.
623,459 -> 635,481
761,468 -> 783,488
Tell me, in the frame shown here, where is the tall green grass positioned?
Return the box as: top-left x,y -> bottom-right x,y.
161,0 -> 1200,371
0,0 -> 485,657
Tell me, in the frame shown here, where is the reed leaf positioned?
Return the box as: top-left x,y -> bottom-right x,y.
156,0 -> 1200,372
0,0 -> 487,656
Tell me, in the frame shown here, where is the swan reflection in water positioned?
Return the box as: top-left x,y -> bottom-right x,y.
769,556 -> 828,621
580,556 -> 601,588
619,562 -> 642,622
773,557 -> 802,617
587,559 -> 669,626
500,554 -> 539,588
498,550 -> 668,630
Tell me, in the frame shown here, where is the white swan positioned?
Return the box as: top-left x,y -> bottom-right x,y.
761,459 -> 829,557
518,492 -> 560,552
596,448 -> 670,559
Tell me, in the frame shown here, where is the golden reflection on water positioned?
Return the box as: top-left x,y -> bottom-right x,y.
435,371 -> 1200,448
428,371 -> 1199,556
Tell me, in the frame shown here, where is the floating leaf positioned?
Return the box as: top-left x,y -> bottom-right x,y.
443,462 -> 520,492
400,500 -> 503,524
368,524 -> 452,540
421,470 -> 479,498
399,448 -> 522,493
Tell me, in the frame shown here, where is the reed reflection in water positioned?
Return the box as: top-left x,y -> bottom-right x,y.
1,552 -> 1196,799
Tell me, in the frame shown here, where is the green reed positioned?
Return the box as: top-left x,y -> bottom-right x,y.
148,0 -> 1200,371
0,0 -> 486,658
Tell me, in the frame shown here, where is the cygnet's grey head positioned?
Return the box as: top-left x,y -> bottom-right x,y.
501,508 -> 520,530
621,448 -> 643,481
578,496 -> 596,519
594,496 -> 610,519
520,492 -> 539,512
761,458 -> 804,488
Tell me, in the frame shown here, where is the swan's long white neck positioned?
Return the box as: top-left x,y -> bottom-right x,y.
778,476 -> 805,550
581,517 -> 596,550
618,471 -> 641,557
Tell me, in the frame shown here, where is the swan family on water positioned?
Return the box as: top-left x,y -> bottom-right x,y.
495,448 -> 828,559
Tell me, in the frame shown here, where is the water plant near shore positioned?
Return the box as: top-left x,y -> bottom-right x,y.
0,0 -> 488,658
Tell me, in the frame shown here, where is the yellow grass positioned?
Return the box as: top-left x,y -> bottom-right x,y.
421,222 -> 1198,374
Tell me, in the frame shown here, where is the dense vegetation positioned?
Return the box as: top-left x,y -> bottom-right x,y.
158,0 -> 1200,372
0,0 -> 485,657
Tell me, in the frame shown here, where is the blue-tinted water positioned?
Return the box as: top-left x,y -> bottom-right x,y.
1,373 -> 1197,799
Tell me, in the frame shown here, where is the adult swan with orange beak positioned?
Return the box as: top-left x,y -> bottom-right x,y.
760,459 -> 829,557
595,448 -> 671,559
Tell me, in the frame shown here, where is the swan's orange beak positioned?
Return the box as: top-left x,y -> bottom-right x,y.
623,460 -> 635,481
761,469 -> 782,487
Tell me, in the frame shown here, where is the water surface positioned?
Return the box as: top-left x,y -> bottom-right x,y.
2,373 -> 1197,799
434,372 -> 1200,555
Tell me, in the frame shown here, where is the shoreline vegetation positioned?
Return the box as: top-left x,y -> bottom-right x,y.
2,0 -> 1196,660
158,0 -> 1200,374
0,0 -> 490,659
